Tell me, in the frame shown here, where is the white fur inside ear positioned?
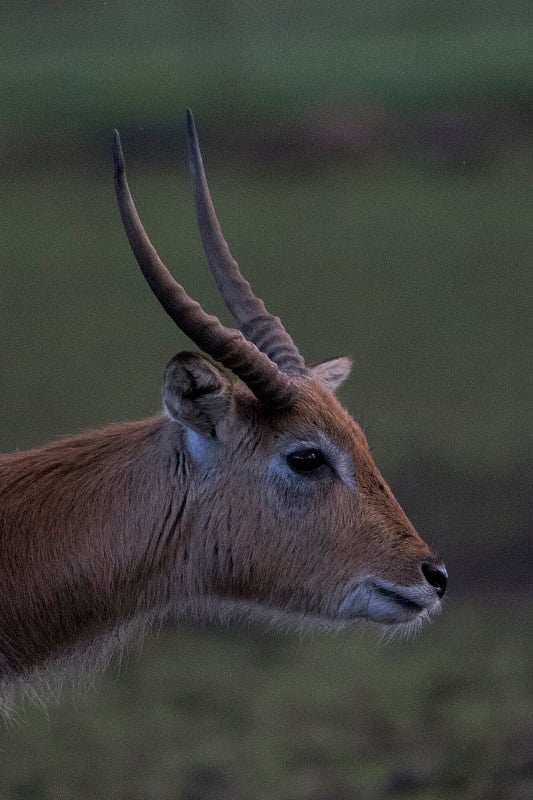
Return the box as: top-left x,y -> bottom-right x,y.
184,428 -> 213,464
311,357 -> 352,391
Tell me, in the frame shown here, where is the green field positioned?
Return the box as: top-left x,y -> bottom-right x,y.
1,1 -> 532,797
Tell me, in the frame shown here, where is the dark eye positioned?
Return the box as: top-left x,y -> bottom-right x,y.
286,449 -> 326,474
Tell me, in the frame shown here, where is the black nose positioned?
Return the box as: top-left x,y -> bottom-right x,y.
421,562 -> 448,598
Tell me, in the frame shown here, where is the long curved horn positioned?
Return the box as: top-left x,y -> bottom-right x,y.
112,130 -> 295,410
186,110 -> 307,378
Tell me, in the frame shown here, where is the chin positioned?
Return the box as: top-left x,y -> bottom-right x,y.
335,577 -> 443,631
188,582 -> 441,638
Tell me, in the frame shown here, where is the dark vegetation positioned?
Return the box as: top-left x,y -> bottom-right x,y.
0,1 -> 531,797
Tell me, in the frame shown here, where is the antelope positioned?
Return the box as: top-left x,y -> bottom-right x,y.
0,111 -> 447,687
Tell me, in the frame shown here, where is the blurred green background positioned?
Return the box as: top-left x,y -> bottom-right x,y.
1,2 -> 532,798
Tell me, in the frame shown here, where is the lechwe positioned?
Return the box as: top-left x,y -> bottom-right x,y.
0,111 -> 446,685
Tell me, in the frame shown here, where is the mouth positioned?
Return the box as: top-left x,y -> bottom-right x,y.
337,578 -> 442,626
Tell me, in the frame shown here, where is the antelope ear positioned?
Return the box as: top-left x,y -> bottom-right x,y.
311,357 -> 352,391
162,352 -> 233,436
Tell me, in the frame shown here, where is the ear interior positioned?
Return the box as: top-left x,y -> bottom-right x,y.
162,352 -> 233,436
311,357 -> 352,391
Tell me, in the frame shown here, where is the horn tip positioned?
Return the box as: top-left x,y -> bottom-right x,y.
186,108 -> 195,135
185,108 -> 200,169
112,129 -> 125,174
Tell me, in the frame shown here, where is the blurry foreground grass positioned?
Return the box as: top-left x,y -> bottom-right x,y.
1,599 -> 532,800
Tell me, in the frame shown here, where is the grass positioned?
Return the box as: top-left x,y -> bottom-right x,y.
0,599 -> 532,799
1,1 -> 532,140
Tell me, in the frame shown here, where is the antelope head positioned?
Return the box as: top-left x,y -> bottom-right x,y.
113,111 -> 447,632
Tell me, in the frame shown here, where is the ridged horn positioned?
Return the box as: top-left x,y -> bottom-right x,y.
186,109 -> 307,377
112,129 -> 295,410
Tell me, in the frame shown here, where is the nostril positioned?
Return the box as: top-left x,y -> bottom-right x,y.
421,562 -> 448,598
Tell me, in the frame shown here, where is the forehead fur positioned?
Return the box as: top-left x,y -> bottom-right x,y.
286,379 -> 363,437
233,376 -> 367,452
